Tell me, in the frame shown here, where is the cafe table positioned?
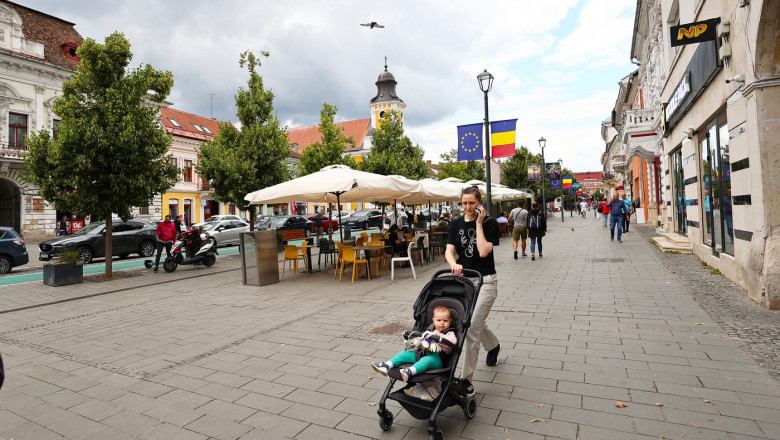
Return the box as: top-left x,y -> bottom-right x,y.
353,243 -> 391,278
299,243 -> 319,273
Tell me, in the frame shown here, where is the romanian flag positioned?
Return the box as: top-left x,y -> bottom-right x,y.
562,175 -> 573,188
489,119 -> 517,158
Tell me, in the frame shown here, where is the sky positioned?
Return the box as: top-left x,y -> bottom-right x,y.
24,0 -> 637,172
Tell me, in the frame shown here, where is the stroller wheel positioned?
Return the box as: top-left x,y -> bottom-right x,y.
379,410 -> 393,431
463,396 -> 477,419
429,430 -> 444,440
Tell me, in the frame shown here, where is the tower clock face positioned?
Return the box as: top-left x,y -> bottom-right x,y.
379,110 -> 387,118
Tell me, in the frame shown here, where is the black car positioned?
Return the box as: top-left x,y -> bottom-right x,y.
267,215 -> 312,236
0,227 -> 29,274
39,220 -> 157,264
344,209 -> 383,230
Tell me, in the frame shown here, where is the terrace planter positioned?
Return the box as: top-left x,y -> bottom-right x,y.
43,262 -> 83,287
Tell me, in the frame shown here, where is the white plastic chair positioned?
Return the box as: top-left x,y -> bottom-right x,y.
391,242 -> 416,280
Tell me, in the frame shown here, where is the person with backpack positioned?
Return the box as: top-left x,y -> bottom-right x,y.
508,200 -> 528,259
608,193 -> 630,242
598,198 -> 608,227
526,201 -> 546,261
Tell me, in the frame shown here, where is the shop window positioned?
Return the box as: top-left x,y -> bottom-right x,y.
9,113 -> 27,148
672,149 -> 687,235
700,113 -> 732,255
184,159 -> 193,182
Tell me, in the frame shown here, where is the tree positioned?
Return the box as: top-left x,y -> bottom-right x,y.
436,149 -> 485,182
297,103 -> 357,176
197,51 -> 290,229
360,111 -> 428,179
500,146 -> 534,189
24,32 -> 177,279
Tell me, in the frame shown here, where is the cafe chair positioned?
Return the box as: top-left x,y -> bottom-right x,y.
428,233 -> 447,260
360,231 -> 369,241
298,239 -> 310,260
371,233 -> 383,242
282,245 -> 308,277
391,242 -> 416,280
355,236 -> 366,247
411,236 -> 428,266
334,242 -> 345,278
339,246 -> 370,283
318,238 -> 337,268
368,240 -> 389,275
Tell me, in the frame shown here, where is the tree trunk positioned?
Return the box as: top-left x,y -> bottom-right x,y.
105,210 -> 113,280
249,206 -> 256,232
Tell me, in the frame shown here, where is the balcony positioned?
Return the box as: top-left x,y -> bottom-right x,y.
624,108 -> 657,131
623,108 -> 662,161
612,154 -> 628,171
0,142 -> 27,160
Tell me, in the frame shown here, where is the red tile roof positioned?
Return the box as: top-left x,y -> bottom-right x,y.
2,1 -> 83,71
573,171 -> 604,181
160,107 -> 227,141
286,119 -> 371,156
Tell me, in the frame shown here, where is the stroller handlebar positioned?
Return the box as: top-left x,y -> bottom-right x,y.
432,268 -> 483,289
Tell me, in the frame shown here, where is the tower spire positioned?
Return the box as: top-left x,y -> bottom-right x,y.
384,55 -> 387,71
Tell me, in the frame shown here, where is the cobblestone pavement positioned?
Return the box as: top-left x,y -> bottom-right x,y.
0,215 -> 779,440
635,226 -> 780,379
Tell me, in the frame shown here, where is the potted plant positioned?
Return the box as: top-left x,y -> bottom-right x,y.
43,249 -> 84,286
276,231 -> 284,252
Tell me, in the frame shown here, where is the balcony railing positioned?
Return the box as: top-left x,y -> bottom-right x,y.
0,142 -> 28,159
625,108 -> 657,129
611,154 -> 628,171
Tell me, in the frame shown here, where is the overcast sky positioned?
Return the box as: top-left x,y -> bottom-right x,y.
25,0 -> 636,171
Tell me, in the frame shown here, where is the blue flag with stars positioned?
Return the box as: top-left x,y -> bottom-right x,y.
457,123 -> 484,161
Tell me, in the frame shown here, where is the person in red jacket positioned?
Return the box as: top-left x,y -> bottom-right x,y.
154,215 -> 177,272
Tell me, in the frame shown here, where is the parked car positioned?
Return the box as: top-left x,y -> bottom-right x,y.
200,220 -> 250,246
38,220 -> 157,264
305,213 -> 338,230
0,227 -> 29,274
255,215 -> 273,230
194,214 -> 243,228
344,209 -> 383,230
267,215 -> 312,236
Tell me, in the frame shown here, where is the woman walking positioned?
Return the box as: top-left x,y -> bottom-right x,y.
526,201 -> 547,260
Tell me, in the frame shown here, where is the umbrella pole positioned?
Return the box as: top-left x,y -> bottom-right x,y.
328,203 -> 333,240
336,193 -> 344,243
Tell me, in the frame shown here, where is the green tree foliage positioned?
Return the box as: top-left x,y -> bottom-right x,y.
24,32 -> 177,279
436,149 -> 485,181
360,111 -> 428,179
500,147 -> 576,207
297,103 -> 357,176
197,51 -> 290,228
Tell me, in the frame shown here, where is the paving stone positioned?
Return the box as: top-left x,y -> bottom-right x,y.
240,410 -> 310,437
101,410 -> 162,437
184,414 -> 252,440
294,423 -> 371,440
279,402 -> 348,428
138,422 -> 208,440
70,398 -> 124,422
233,391 -> 295,414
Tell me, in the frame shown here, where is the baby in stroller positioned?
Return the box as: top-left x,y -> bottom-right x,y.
371,306 -> 457,382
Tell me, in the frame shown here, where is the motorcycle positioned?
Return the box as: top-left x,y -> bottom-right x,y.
163,227 -> 218,272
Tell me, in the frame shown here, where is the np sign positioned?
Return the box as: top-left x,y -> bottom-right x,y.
670,18 -> 719,47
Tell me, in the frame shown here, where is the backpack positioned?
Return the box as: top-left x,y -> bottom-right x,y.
529,214 -> 541,230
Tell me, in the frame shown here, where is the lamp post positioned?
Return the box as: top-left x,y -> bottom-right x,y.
558,159 -> 564,223
538,137 -> 546,219
478,69 -> 494,216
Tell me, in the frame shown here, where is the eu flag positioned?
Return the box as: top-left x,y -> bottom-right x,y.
457,123 -> 484,161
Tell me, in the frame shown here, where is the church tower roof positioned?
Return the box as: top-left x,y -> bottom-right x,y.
370,58 -> 404,105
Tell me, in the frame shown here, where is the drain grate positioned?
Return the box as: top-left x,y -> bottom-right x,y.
589,258 -> 626,263
371,321 -> 408,335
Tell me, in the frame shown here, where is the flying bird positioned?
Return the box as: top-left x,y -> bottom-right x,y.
361,22 -> 385,29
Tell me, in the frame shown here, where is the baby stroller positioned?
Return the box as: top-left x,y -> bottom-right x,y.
377,269 -> 482,440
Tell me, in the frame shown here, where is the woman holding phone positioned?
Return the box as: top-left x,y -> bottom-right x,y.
445,186 -> 501,397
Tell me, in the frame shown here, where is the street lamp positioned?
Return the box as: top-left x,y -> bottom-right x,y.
558,158 -> 564,223
478,69 -> 494,216
538,136 -> 546,219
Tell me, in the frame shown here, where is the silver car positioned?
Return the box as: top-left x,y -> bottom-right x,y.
200,220 -> 249,246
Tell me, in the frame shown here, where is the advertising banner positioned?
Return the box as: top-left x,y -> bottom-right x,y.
528,163 -> 541,181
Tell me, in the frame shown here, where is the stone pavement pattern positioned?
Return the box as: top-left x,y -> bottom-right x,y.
0,215 -> 779,439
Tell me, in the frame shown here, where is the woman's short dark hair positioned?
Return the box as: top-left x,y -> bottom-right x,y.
389,224 -> 399,232
531,201 -> 539,209
461,185 -> 482,201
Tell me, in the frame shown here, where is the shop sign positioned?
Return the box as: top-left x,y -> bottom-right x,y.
665,73 -> 691,123
662,40 -> 721,135
670,18 -> 720,47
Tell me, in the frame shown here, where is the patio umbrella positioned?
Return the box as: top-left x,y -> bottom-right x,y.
464,179 -> 530,202
244,165 -> 422,241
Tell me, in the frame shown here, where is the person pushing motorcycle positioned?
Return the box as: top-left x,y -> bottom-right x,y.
154,215 -> 177,272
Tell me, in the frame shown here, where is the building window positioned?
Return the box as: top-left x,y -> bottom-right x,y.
53,119 -> 62,140
228,204 -> 236,215
192,124 -> 204,133
9,113 -> 27,148
168,118 -> 181,128
139,205 -> 149,215
202,126 -> 213,135
183,159 -> 193,182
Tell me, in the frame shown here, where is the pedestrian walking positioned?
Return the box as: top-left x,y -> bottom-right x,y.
58,215 -> 69,236
598,199 -> 608,227
154,215 -> 176,272
174,215 -> 183,236
621,193 -> 632,233
508,200 -> 528,259
579,200 -> 588,218
607,193 -> 629,242
526,201 -> 546,260
445,185 -> 501,397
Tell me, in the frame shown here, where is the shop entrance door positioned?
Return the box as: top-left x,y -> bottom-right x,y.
672,149 -> 687,235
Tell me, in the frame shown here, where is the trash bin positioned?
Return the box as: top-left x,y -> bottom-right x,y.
343,225 -> 352,240
239,230 -> 279,286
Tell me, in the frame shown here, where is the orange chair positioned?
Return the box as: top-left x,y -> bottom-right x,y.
339,246 -> 370,283
334,242 -> 345,278
404,232 -> 414,241
355,236 -> 366,247
371,233 -> 383,242
360,231 -> 369,241
282,245 -> 308,277
298,239 -> 310,260
368,240 -> 389,276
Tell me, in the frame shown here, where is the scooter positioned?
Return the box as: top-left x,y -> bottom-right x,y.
163,227 -> 218,272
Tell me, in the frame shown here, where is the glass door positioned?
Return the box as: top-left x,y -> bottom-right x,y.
672,149 -> 687,235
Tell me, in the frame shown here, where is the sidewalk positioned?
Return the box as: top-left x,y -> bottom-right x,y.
0,215 -> 778,439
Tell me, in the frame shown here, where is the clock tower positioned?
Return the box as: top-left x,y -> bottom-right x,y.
369,58 -> 405,130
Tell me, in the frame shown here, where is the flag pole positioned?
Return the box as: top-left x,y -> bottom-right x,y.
478,70 -> 494,217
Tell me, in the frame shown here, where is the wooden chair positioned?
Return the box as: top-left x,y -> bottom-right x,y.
355,236 -> 366,248
339,246 -> 370,283
371,233 -> 383,242
368,240 -> 389,276
391,242 -> 416,280
282,245 -> 308,277
334,242 -> 345,278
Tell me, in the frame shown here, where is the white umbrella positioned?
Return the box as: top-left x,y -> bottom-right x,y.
464,179 -> 530,201
244,164 -> 422,240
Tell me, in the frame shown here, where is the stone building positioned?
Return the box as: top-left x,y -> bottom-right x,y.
606,0 -> 780,309
0,1 -> 83,240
